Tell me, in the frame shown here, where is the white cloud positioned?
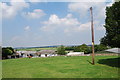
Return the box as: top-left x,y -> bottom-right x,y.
2,0 -> 29,19
68,2 -> 114,33
106,2 -> 114,7
68,2 -> 114,22
68,2 -> 106,19
96,24 -> 105,30
70,0 -> 108,2
23,9 -> 45,19
40,14 -> 93,34
96,27 -> 105,30
29,0 -> 44,2
10,0 -> 26,2
24,26 -> 30,31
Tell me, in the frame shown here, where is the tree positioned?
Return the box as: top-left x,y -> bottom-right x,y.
74,44 -> 92,54
65,46 -> 75,51
0,46 -> 1,59
2,47 -> 14,59
57,45 -> 66,55
94,44 -> 108,52
100,1 -> 120,48
2,48 -> 13,59
74,46 -> 81,52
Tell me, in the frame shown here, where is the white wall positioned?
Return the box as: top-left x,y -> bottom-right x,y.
67,52 -> 84,56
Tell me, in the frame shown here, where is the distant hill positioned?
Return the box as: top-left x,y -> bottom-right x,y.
14,44 -> 92,49
14,45 -> 59,49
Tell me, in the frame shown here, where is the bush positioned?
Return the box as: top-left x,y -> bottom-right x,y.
2,47 -> 14,59
65,46 -> 75,51
94,44 -> 108,52
57,45 -> 67,55
74,44 -> 92,54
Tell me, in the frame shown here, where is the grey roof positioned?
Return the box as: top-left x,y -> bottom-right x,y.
105,48 -> 120,53
38,50 -> 57,54
16,51 -> 37,54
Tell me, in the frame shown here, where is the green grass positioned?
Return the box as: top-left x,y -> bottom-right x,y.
95,51 -> 114,54
0,61 -> 2,79
2,56 -> 119,78
17,47 -> 57,51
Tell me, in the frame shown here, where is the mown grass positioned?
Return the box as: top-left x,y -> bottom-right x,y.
0,61 -> 2,79
95,51 -> 114,54
2,56 -> 119,78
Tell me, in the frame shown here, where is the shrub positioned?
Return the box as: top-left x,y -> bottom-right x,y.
57,45 -> 67,55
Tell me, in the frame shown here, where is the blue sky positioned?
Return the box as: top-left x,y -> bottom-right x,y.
1,0 -> 114,47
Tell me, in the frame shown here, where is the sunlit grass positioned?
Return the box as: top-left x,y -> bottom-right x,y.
2,56 -> 119,78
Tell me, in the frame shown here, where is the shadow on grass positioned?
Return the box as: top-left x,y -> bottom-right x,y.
97,57 -> 120,68
87,60 -> 93,65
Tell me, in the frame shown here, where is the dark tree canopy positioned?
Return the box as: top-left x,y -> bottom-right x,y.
2,47 -> 14,59
74,44 -> 92,54
94,44 -> 108,52
100,1 -> 120,48
57,45 -> 67,55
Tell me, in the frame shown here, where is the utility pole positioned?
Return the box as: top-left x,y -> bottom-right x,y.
90,7 -> 95,65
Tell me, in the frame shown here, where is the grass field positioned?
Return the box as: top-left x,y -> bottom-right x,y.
17,47 -> 57,51
0,61 -> 2,79
2,56 -> 120,78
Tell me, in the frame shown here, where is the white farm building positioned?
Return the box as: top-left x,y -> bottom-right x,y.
67,52 -> 84,56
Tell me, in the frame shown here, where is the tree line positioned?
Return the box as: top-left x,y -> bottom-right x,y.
2,44 -> 108,59
57,44 -> 108,55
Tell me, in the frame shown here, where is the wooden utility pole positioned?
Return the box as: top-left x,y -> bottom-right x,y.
90,7 -> 95,65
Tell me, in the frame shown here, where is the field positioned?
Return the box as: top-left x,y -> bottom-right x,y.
16,47 -> 57,51
0,61 -> 2,79
2,56 -> 120,78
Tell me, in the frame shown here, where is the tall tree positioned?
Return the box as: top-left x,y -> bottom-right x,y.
57,45 -> 66,55
100,1 -> 120,48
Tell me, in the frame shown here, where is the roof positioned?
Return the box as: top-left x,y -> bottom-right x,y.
38,50 -> 57,54
16,51 -> 37,54
105,48 -> 120,53
67,52 -> 84,56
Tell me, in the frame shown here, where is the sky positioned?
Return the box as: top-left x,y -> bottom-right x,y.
1,0 -> 114,47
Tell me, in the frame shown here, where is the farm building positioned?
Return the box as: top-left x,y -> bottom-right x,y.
16,51 -> 37,58
16,50 -> 57,58
105,48 -> 120,53
67,52 -> 84,56
37,50 -> 57,57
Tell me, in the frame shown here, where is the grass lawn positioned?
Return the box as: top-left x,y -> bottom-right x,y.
0,61 -> 2,79
2,56 -> 120,78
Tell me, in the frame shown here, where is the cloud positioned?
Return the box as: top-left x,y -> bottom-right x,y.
29,0 -> 45,2
106,2 -> 114,7
22,9 -> 45,19
10,0 -> 27,2
68,2 -> 114,21
40,14 -> 93,34
24,26 -> 30,31
2,0 -> 29,19
96,24 -> 105,31
41,14 -> 79,32
96,27 -> 105,30
68,2 -> 106,18
68,2 -> 114,33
